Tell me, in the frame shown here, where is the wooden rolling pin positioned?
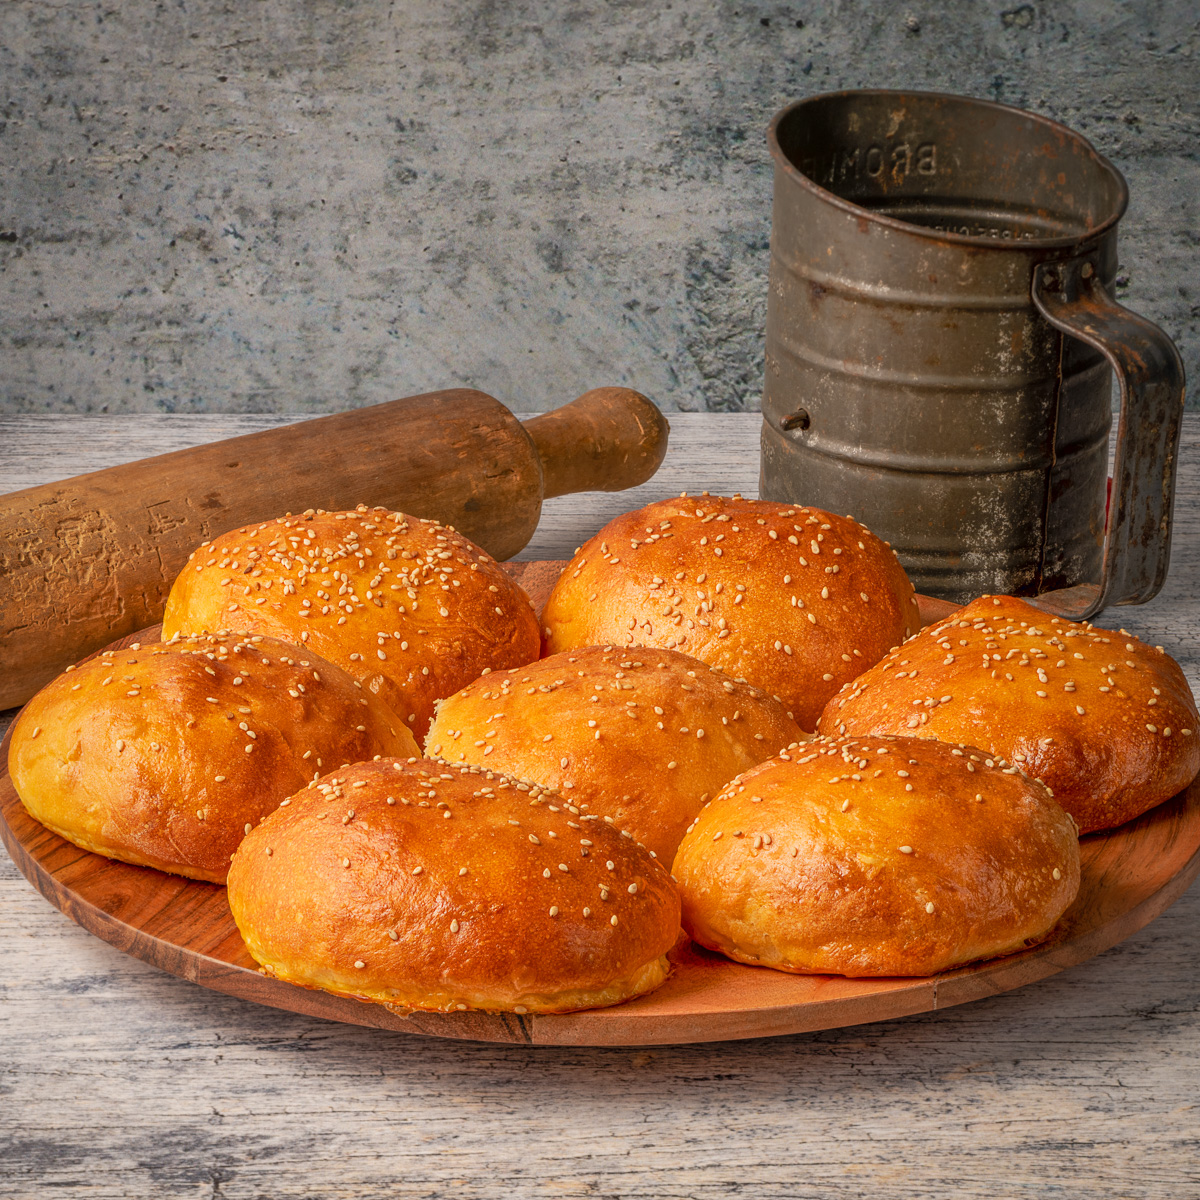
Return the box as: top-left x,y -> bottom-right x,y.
0,386 -> 668,709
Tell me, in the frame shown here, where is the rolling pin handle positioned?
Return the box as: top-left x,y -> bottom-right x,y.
522,387 -> 670,500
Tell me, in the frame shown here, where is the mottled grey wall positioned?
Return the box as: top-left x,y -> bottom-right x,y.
1,1 -> 1196,413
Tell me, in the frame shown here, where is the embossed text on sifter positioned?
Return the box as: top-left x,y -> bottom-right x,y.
759,90 -> 1186,619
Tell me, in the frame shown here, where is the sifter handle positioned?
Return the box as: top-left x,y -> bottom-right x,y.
1031,258 -> 1186,621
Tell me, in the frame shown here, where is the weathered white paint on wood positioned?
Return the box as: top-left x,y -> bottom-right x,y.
2,414 -> 1199,1199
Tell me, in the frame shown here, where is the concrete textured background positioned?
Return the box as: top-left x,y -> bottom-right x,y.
0,0 -> 1196,415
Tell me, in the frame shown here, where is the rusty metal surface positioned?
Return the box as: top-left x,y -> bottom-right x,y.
1032,259 -> 1186,618
759,90 -> 1184,613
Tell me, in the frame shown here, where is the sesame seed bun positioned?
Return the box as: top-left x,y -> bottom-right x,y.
8,634 -> 418,883
162,504 -> 541,738
425,646 -> 806,864
226,758 -> 681,1014
818,595 -> 1200,833
539,495 -> 920,731
672,735 -> 1081,977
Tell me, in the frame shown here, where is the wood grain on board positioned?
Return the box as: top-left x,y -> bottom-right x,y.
5,595 -> 1199,1046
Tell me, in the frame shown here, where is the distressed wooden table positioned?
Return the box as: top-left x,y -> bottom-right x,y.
3,413 -> 1199,1199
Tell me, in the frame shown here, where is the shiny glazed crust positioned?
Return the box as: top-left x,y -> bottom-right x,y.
540,495 -> 920,730
818,595 -> 1200,833
426,645 -> 805,863
227,758 -> 680,1014
162,504 -> 541,738
8,634 -> 419,882
672,735 -> 1081,977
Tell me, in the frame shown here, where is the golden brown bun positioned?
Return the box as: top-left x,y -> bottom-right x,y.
8,634 -> 418,883
426,645 -> 805,864
818,595 -> 1200,833
227,757 -> 680,1014
162,504 -> 541,738
540,495 -> 920,731
672,734 -> 1081,977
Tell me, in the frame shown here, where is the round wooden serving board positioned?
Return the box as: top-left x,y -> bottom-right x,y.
4,562 -> 1200,1046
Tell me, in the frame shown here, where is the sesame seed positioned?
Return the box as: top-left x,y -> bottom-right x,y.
610,915 -> 619,926
898,845 -> 913,854
1053,868 -> 1062,880
354,961 -> 366,969
549,906 -> 560,918
925,902 -> 935,914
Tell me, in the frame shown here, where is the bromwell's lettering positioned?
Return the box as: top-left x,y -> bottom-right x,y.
798,140 -> 939,186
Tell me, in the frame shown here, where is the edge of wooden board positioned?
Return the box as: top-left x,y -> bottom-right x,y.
3,570 -> 1195,1045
